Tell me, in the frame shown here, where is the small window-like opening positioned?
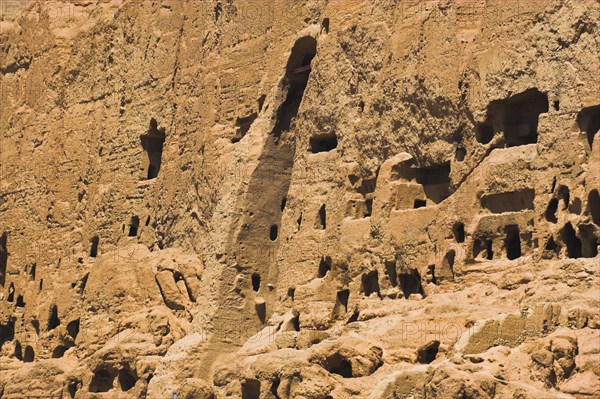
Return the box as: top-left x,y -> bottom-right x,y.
90,236 -> 99,258
29,263 -> 36,280
453,222 -> 465,243
545,197 -> 558,223
128,216 -> 139,237
309,132 -> 338,153
145,215 -> 151,226
322,17 -> 330,33
39,279 -> 43,291
561,223 -> 582,259
242,379 -> 261,399
118,368 -> 137,391
251,273 -> 261,292
67,319 -> 80,340
588,189 -> 600,225
67,381 -> 78,398
318,256 -> 331,278
478,88 -> 549,147
455,147 -> 466,162
413,199 -> 426,208
358,100 -> 365,112
52,345 -> 67,358
269,224 -> 278,241
361,270 -> 380,297
317,204 -> 326,229
287,287 -> 295,300
416,340 -> 440,364
486,240 -> 494,260
385,260 -> 398,287
553,99 -> 560,111
90,369 -> 114,393
0,232 -> 7,286
427,264 -> 437,285
476,124 -> 494,144
399,269 -> 424,298
23,345 -> 34,362
47,305 -> 60,331
577,104 -> 600,149
335,289 -> 350,315
297,212 -> 303,230
7,282 -> 14,302
270,378 -> 281,399
505,226 -> 521,260
140,119 -> 166,180
15,295 -> 25,308
280,196 -> 287,211
14,340 -> 23,360
291,314 -> 300,332
364,198 -> 373,217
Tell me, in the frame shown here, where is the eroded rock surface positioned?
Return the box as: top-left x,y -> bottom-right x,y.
0,1 -> 599,398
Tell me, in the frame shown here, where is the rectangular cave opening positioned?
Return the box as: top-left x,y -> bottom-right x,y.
309,132 -> 338,153
480,88 -> 549,147
398,269 -> 424,299
414,163 -> 451,204
577,105 -> 600,150
481,188 -> 535,213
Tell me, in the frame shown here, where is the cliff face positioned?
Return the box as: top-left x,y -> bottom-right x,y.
1,1 -> 599,398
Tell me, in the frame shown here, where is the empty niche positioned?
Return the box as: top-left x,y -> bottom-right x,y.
118,368 -> 137,391
473,237 -> 494,260
455,147 -> 466,162
287,287 -> 295,301
241,379 -> 261,399
7,282 -> 14,302
333,289 -> 350,317
316,204 -> 326,229
361,270 -> 380,297
47,305 -> 60,331
89,236 -> 99,258
140,118 -> 166,180
269,224 -> 279,241
545,197 -> 559,223
23,345 -> 34,362
251,273 -> 261,292
561,223 -> 582,259
505,225 -> 522,260
399,269 -> 424,298
481,189 -> 535,213
67,319 -> 80,340
0,232 -> 7,286
318,256 -> 331,278
14,340 -> 22,360
577,105 -> 600,149
588,189 -> 600,225
322,17 -> 330,33
413,199 -> 427,209
16,295 -> 25,308
52,345 -> 67,358
89,368 -> 114,393
384,260 -> 398,287
476,88 -> 549,146
309,132 -> 338,153
453,222 -> 465,243
272,36 -> 317,137
128,216 -> 139,237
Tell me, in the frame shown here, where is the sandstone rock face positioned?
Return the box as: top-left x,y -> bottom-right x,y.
1,1 -> 599,398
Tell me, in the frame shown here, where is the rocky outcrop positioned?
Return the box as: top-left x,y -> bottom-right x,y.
0,1 -> 599,398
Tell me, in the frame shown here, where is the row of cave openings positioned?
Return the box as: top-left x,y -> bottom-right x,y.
475,89 -> 599,151
0,304 -> 80,365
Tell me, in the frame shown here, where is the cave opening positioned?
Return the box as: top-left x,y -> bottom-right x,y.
398,269 -> 424,299
361,270 -> 380,297
318,256 -> 331,278
577,104 -> 600,150
89,369 -> 114,393
505,225 -> 521,260
90,236 -> 99,258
